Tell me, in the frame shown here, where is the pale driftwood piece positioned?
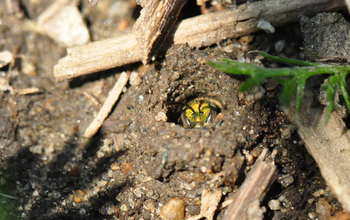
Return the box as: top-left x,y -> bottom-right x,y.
285,106 -> 350,213
170,0 -> 345,48
54,0 -> 345,82
223,149 -> 277,220
132,0 -> 187,64
54,33 -> 141,81
83,72 -> 129,139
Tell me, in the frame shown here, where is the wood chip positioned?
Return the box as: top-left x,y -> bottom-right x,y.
223,148 -> 277,220
0,50 -> 13,68
37,0 -> 90,47
186,189 -> 223,220
285,105 -> 350,213
53,0 -> 345,81
83,72 -> 129,139
14,87 -> 42,95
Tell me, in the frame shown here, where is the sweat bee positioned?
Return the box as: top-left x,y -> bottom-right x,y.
165,97 -> 221,128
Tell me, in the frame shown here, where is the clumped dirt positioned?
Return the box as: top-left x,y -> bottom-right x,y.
0,1 -> 348,220
300,12 -> 350,62
123,44 -> 265,178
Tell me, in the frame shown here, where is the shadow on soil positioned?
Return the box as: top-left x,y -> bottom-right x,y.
2,134 -> 131,220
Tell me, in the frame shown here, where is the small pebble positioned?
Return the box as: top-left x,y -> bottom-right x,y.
100,201 -> 117,215
0,77 -> 10,92
268,199 -> 281,210
274,40 -> 286,53
315,198 -> 332,220
308,212 -> 317,219
146,189 -> 154,197
329,211 -> 350,220
48,191 -> 61,199
171,71 -> 180,80
308,198 -> 315,204
24,203 -> 32,211
155,111 -> 168,122
257,20 -> 275,33
143,200 -> 155,211
21,59 -> 36,76
0,50 -> 13,68
111,162 -> 120,170
120,204 -> 128,212
313,189 -> 325,197
38,5 -> 90,47
29,145 -> 43,155
129,71 -> 142,86
133,188 -> 142,198
73,190 -> 86,203
160,198 -> 185,220
278,174 -> 294,187
79,208 -> 86,215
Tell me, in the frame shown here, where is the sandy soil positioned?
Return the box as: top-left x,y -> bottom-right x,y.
0,1 -> 347,219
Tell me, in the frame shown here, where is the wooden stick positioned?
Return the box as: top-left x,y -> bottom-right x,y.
132,0 -> 187,64
285,106 -> 350,213
223,148 -> 277,220
54,0 -> 345,81
170,0 -> 345,48
83,72 -> 129,139
54,34 -> 141,81
345,0 -> 350,15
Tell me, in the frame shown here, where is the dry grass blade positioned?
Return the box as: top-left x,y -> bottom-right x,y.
83,72 -> 129,139
223,149 -> 277,220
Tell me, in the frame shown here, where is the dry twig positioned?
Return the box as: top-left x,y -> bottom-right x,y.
54,34 -> 141,81
54,0 -> 345,81
223,148 -> 277,220
83,72 -> 129,139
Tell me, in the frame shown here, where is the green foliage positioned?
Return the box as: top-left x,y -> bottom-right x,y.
208,52 -> 350,123
0,193 -> 19,220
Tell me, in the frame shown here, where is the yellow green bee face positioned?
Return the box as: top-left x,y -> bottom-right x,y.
165,98 -> 220,128
181,99 -> 217,128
